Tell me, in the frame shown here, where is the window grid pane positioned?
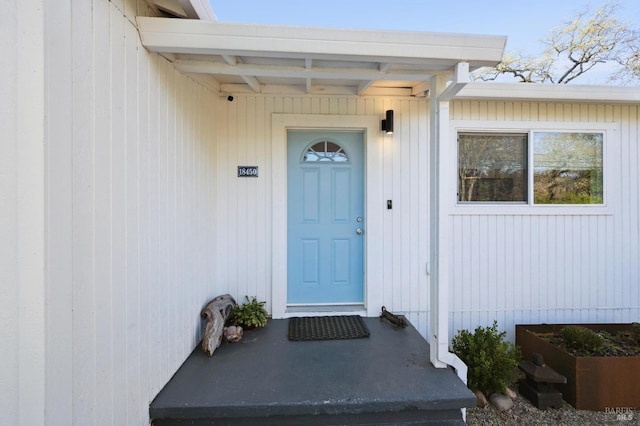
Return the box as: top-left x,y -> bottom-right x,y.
533,132 -> 603,204
458,133 -> 528,202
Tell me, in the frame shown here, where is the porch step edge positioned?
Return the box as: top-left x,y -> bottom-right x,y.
152,407 -> 467,425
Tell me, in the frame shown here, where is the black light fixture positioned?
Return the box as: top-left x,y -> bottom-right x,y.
381,110 -> 394,134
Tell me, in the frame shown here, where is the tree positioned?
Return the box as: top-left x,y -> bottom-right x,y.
615,40 -> 640,83
476,2 -> 640,84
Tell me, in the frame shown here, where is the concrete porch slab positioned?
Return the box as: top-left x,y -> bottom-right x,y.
150,317 -> 475,425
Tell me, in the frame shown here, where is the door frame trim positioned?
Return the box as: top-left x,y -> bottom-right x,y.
271,114 -> 383,318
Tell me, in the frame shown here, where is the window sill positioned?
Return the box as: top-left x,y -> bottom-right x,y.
450,203 -> 613,216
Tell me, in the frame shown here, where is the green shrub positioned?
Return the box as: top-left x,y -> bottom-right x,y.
560,325 -> 603,355
233,296 -> 269,328
631,323 -> 640,345
451,321 -> 521,395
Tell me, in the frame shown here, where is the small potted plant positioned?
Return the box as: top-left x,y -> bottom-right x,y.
232,296 -> 269,329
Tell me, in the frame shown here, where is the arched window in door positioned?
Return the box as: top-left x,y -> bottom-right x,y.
302,140 -> 349,162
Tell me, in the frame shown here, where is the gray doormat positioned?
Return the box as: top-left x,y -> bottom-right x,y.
288,315 -> 370,341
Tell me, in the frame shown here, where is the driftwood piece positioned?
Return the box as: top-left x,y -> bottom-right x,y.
201,294 -> 236,356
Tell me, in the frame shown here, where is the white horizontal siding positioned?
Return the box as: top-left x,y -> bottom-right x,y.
215,96 -> 431,336
44,1 -> 219,425
449,100 -> 640,342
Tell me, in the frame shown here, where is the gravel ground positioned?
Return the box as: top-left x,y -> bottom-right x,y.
466,382 -> 639,426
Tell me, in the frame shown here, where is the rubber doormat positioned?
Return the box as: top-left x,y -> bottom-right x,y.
288,315 -> 370,341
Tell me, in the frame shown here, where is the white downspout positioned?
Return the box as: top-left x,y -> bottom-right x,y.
429,63 -> 469,384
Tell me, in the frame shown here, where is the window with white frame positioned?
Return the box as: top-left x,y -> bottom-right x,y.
458,131 -> 604,205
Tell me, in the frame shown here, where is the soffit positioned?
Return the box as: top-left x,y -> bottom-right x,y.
137,16 -> 507,96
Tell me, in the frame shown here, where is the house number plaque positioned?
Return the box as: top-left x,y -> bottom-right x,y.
237,166 -> 259,177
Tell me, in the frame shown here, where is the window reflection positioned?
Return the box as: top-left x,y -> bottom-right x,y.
458,133 -> 528,202
533,132 -> 603,204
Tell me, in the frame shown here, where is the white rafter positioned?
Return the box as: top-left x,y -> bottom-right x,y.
379,63 -> 393,72
356,80 -> 374,95
305,58 -> 313,94
221,55 -> 262,93
221,55 -> 237,66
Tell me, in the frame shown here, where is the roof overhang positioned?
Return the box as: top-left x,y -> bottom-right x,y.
137,16 -> 507,96
457,82 -> 640,104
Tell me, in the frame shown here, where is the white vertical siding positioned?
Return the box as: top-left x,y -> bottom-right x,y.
44,1 -> 219,425
1,1 -> 46,425
215,95 -> 432,336
449,100 -> 640,342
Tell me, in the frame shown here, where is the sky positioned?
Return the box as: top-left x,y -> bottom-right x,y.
208,1 -> 640,84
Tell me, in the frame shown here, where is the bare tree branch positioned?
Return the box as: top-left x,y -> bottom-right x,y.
473,2 -> 640,85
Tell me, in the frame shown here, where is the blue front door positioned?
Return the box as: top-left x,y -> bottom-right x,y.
287,130 -> 364,304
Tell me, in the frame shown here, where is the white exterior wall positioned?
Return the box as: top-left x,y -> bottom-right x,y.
214,95 -> 432,336
1,1 -> 46,425
2,1 -> 220,425
448,100 -> 640,342
46,1 -> 220,423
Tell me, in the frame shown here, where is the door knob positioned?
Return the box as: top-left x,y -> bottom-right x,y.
356,228 -> 364,235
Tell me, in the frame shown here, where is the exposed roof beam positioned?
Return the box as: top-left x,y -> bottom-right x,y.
305,59 -> 312,94
186,73 -> 221,92
379,63 -> 392,72
356,63 -> 394,95
219,83 -> 414,97
411,81 -> 431,97
356,80 -> 374,95
242,76 -> 262,93
160,52 -> 177,62
359,87 -> 413,96
221,55 -> 261,93
221,83 -> 356,95
221,55 -> 237,66
174,60 -> 436,81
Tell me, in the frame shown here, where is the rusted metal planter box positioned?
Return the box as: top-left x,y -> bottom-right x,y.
516,324 -> 640,411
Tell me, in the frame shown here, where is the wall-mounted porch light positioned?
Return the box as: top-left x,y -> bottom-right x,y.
381,110 -> 394,134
